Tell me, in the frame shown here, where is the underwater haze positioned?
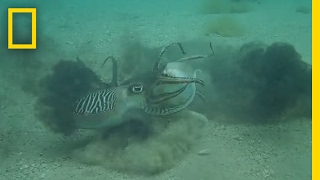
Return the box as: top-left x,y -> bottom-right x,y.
0,0 -> 311,180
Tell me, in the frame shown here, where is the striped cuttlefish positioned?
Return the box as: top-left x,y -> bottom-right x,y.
73,42 -> 214,129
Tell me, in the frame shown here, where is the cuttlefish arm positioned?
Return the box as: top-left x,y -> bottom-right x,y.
149,69 -> 203,104
157,70 -> 204,86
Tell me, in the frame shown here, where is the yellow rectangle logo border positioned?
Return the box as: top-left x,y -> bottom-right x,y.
8,8 -> 36,49
313,0 -> 318,178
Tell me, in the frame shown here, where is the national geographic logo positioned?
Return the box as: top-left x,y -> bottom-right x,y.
7,8 -> 36,49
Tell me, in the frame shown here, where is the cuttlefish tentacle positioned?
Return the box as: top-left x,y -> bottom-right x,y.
153,42 -> 186,73
101,56 -> 118,87
175,43 -> 214,63
144,69 -> 202,115
196,90 -> 206,100
147,83 -> 190,104
156,74 -> 204,86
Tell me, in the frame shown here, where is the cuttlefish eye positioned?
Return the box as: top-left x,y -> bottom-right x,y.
131,85 -> 144,93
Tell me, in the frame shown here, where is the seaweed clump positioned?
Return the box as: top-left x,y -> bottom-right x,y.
34,59 -> 109,135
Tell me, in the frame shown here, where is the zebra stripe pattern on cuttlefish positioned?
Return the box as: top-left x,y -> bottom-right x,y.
74,89 -> 116,115
72,56 -> 134,129
73,86 -> 142,129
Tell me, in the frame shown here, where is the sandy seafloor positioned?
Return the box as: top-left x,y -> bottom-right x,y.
0,0 -> 312,180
